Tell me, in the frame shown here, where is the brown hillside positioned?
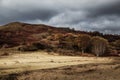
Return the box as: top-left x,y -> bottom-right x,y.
0,22 -> 120,48
0,22 -> 75,47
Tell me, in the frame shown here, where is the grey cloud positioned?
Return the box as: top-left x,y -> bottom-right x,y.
0,0 -> 120,34
90,1 -> 120,18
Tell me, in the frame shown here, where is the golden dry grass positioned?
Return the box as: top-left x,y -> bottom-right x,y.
0,50 -> 115,76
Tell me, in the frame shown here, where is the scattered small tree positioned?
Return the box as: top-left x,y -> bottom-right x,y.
64,33 -> 76,49
112,40 -> 120,50
57,33 -> 75,50
91,36 -> 108,56
76,34 -> 91,53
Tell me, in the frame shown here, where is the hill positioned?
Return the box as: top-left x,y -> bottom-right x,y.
0,22 -> 76,47
0,22 -> 120,56
0,22 -> 119,47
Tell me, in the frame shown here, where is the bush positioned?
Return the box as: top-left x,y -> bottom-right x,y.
18,42 -> 53,51
18,45 -> 38,51
32,43 -> 46,49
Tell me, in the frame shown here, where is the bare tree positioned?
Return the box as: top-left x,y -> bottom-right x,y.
76,34 -> 91,53
91,36 -> 108,56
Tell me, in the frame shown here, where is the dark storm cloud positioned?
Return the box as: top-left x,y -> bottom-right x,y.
0,0 -> 120,34
0,9 -> 58,24
0,0 -> 60,24
0,1 -> 59,24
90,1 -> 120,17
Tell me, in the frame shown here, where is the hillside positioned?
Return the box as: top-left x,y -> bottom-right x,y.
0,22 -> 120,47
0,22 -> 76,47
0,22 -> 120,56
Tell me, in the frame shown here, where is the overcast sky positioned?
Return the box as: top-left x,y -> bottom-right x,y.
0,0 -> 120,34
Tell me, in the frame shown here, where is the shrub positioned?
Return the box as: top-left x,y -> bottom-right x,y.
32,43 -> 46,49
18,45 -> 38,51
18,42 -> 54,52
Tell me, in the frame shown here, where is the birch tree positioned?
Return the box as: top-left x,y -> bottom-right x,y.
91,36 -> 108,56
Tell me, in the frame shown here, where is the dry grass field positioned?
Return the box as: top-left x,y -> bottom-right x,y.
0,49 -> 120,80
